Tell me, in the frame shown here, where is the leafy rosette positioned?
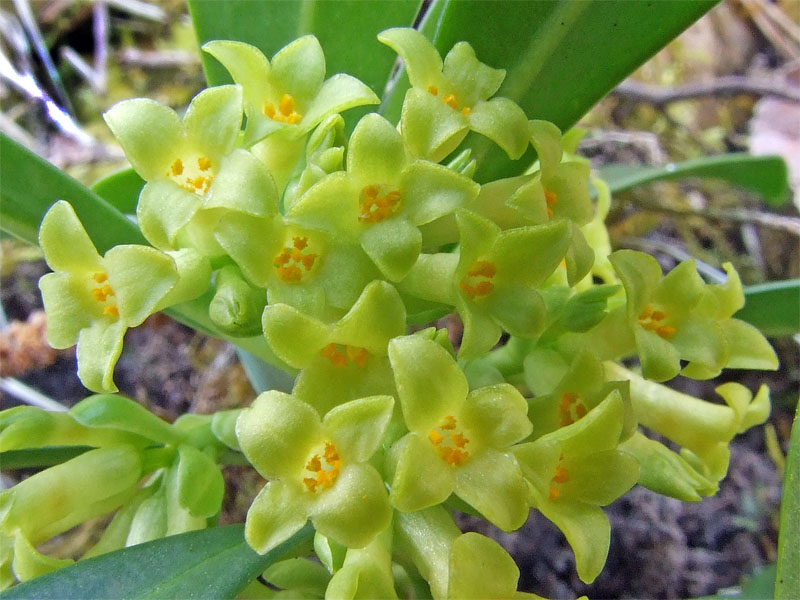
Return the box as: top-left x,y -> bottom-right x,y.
37,201 -> 208,393
105,85 -> 278,257
263,281 -> 405,415
387,335 -> 531,532
289,113 -> 479,281
610,250 -> 778,382
513,390 -> 639,583
236,391 -> 393,554
378,28 -> 529,162
203,37 -> 378,146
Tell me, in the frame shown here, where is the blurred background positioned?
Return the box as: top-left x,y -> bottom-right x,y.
0,0 -> 798,597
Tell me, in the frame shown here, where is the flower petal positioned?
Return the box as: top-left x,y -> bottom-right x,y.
245,480 -> 309,555
323,395 -> 394,463
38,201 -> 102,273
402,160 -> 479,226
461,384 -> 532,448
38,272 -> 94,348
203,149 -> 278,216
333,280 -> 406,354
262,303 -> 331,368
270,35 -> 326,103
401,88 -> 469,162
103,245 -> 178,326
442,42 -> 505,104
310,463 -> 391,549
236,391 -> 322,480
137,180 -> 201,250
528,120 -> 563,174
468,97 -> 530,160
388,433 -> 454,512
447,533 -> 519,600
76,320 -> 126,393
347,114 -> 407,186
301,74 -> 380,132
377,28 -> 443,88
389,335 -> 468,431
104,99 -> 183,181
454,449 -> 529,532
183,85 -> 242,156
360,218 -> 422,282
202,41 -> 272,115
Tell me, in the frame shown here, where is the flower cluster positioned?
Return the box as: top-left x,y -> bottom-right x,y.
3,28 -> 778,597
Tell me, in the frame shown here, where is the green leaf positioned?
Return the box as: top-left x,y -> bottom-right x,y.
188,0 -> 421,127
0,524 -> 314,600
384,0 -> 717,182
735,280 -> 800,337
0,446 -> 92,470
776,402 -> 800,599
0,134 -> 146,250
91,168 -> 145,214
598,154 -> 790,207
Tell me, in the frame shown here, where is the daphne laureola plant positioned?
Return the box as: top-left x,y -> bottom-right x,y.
0,27 -> 779,599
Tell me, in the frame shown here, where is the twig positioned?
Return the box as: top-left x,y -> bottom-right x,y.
611,76 -> 800,105
93,1 -> 109,93
580,130 -> 666,164
116,47 -> 200,68
12,0 -> 74,113
627,198 -> 800,236
105,0 -> 166,22
0,377 -> 68,412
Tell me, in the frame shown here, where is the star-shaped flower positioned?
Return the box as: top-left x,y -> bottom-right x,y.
203,36 -> 379,147
236,391 -> 393,554
513,390 -> 639,583
104,85 -> 277,257
378,28 -> 529,162
610,250 -> 778,381
387,335 -> 531,532
262,280 -> 405,415
289,113 -> 479,281
37,201 -> 185,393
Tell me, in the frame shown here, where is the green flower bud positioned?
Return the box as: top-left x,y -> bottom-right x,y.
209,265 -> 267,336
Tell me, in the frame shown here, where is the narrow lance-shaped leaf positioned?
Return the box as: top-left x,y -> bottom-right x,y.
0,524 -> 314,600
598,154 -> 790,207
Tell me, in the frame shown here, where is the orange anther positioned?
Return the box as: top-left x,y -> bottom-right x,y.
92,272 -> 107,283
198,156 -> 212,171
638,305 -> 654,320
103,305 -> 119,317
467,260 -> 496,278
651,311 -> 666,321
552,465 -> 570,483
428,429 -> 444,446
440,415 -> 457,430
451,433 -> 467,448
548,486 -> 561,501
170,158 -> 183,176
306,455 -> 321,472
279,94 -> 295,116
293,236 -> 308,250
461,106 -> 471,116
428,85 -> 438,96
657,325 -> 676,339
443,93 -> 458,109
575,404 -> 587,418
263,102 -> 276,118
